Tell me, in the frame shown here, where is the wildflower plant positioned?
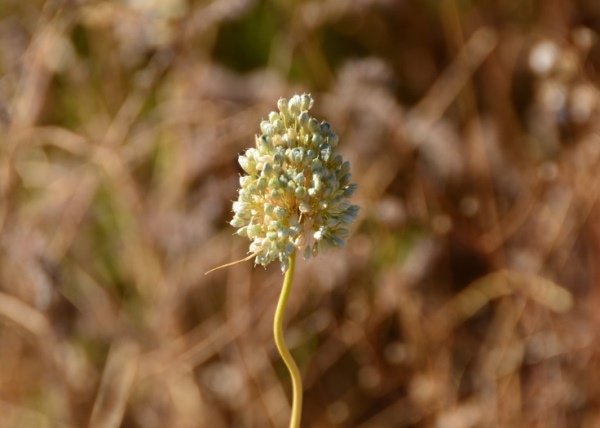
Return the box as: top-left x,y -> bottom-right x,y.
214,94 -> 358,428
231,93 -> 359,272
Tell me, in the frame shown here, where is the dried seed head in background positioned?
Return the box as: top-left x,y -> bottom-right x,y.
231,94 -> 359,272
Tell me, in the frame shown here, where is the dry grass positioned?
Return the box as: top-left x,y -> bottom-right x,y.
1,0 -> 600,427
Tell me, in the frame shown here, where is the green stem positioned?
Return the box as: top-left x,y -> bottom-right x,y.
273,250 -> 302,428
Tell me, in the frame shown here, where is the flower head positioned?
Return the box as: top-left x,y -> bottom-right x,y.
231,94 -> 359,272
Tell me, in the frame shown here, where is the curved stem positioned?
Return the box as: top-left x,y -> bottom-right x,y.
273,250 -> 302,428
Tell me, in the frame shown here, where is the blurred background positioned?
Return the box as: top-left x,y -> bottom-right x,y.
1,0 -> 600,427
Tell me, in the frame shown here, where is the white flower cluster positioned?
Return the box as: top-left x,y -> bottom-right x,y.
231,94 -> 359,272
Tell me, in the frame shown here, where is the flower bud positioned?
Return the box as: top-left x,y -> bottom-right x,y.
298,111 -> 310,129
272,134 -> 283,146
238,156 -> 254,174
288,96 -> 301,116
277,98 -> 288,114
299,200 -> 311,213
291,148 -> 305,165
262,162 -> 272,176
268,176 -> 280,189
278,227 -> 289,239
248,224 -> 262,238
246,148 -> 258,160
274,119 -> 285,134
308,118 -> 319,133
341,161 -> 350,175
320,144 -> 332,162
260,120 -> 271,135
300,94 -> 313,111
285,242 -> 295,255
239,175 -> 251,187
268,111 -> 280,123
339,173 -> 351,186
231,216 -> 245,228
257,177 -> 268,190
270,188 -> 282,200
333,155 -> 343,167
258,135 -> 271,150
274,206 -> 287,220
314,227 -> 326,241
328,133 -> 339,148
273,152 -> 284,164
239,188 -> 252,202
343,183 -> 358,197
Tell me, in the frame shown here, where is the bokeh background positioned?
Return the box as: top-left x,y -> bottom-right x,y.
2,0 -> 600,427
